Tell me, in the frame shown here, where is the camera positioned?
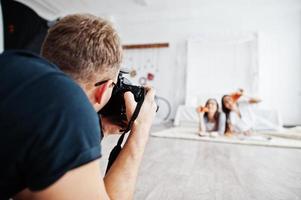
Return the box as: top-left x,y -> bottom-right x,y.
98,69 -> 145,123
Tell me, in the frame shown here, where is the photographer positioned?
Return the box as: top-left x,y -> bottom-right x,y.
0,14 -> 156,199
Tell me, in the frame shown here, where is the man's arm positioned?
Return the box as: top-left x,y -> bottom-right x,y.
103,88 -> 157,199
15,88 -> 156,200
14,160 -> 109,200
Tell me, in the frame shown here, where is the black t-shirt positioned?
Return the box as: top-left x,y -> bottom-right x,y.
0,51 -> 102,199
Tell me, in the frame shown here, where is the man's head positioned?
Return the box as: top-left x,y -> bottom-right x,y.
41,14 -> 122,111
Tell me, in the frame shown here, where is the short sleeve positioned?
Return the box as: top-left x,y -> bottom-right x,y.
22,74 -> 102,191
229,111 -> 251,132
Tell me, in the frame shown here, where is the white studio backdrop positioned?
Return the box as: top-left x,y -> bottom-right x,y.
186,32 -> 259,106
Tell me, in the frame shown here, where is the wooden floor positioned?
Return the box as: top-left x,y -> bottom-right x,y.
100,124 -> 301,200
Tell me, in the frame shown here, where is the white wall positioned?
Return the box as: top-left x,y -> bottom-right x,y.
186,33 -> 258,106
108,0 -> 301,125
5,0 -> 301,125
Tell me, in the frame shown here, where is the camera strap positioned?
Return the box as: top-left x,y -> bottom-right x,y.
105,93 -> 145,174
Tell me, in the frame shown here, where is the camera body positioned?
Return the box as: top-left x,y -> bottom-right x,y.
98,70 -> 145,122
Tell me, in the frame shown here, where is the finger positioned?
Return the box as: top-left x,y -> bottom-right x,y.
124,91 -> 137,120
144,87 -> 155,101
143,86 -> 153,93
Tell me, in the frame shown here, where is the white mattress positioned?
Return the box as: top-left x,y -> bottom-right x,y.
151,126 -> 301,149
174,105 -> 283,130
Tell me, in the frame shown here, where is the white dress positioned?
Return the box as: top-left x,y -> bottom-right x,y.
229,101 -> 280,132
203,112 -> 226,135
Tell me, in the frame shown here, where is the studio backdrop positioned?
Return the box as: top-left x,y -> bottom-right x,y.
186,32 -> 259,106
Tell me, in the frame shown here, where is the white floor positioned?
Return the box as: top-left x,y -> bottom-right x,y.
100,123 -> 301,200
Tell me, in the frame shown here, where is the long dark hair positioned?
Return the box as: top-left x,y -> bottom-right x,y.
221,95 -> 231,133
204,98 -> 220,130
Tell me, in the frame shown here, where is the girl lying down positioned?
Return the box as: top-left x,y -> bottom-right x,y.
221,89 -> 281,135
196,98 -> 226,137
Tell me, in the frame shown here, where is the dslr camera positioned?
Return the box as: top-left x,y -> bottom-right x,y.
98,69 -> 145,124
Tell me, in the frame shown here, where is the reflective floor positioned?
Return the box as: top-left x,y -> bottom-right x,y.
100,123 -> 301,200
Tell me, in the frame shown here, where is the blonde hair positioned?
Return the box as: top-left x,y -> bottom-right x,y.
41,14 -> 122,83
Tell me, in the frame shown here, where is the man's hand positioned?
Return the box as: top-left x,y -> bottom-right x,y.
124,91 -> 137,121
103,87 -> 156,200
100,91 -> 138,137
100,116 -> 127,137
124,88 -> 156,131
128,87 -> 157,142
